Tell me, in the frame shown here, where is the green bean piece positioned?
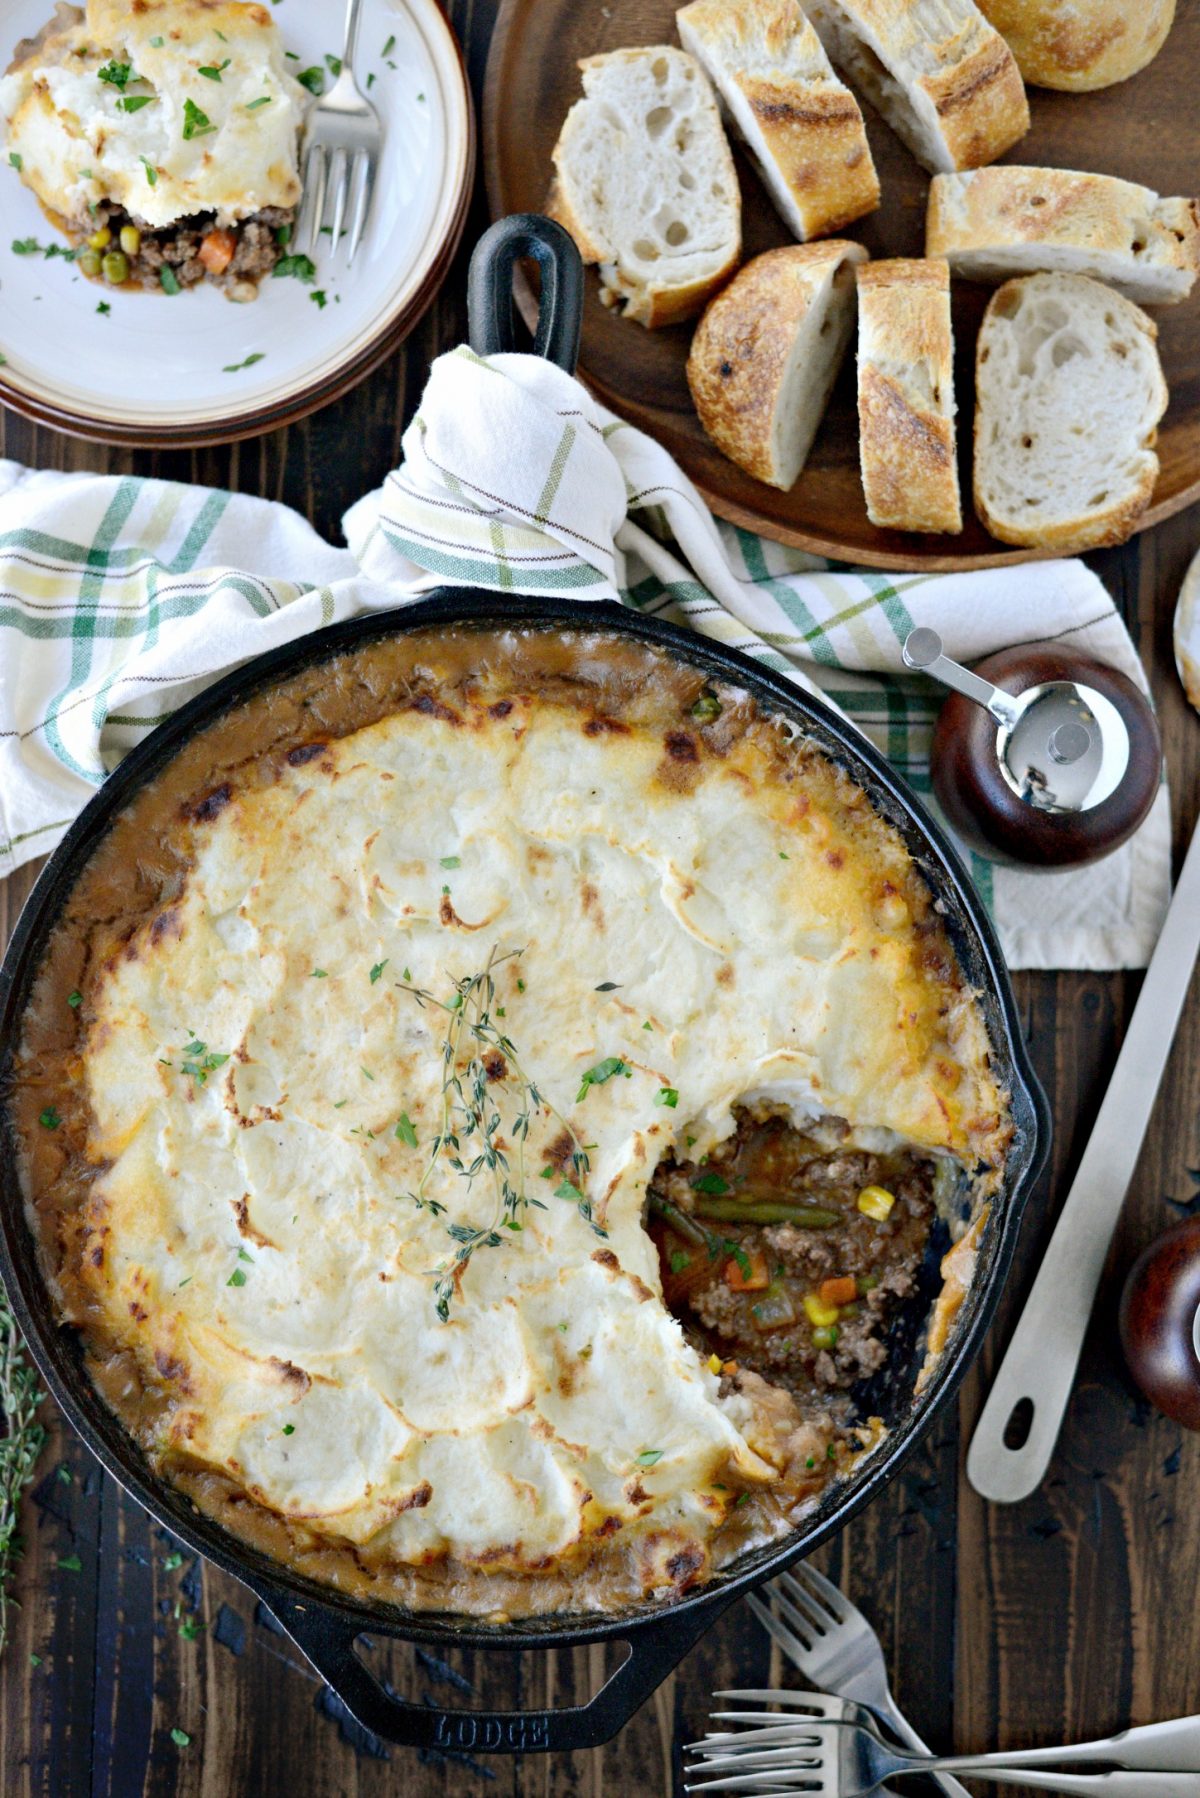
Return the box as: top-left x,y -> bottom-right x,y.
101,249 -> 129,285
647,1192 -> 708,1248
693,1199 -> 841,1227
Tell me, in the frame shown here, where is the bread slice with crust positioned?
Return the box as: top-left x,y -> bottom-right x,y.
687,241 -> 868,488
804,0 -> 1030,173
856,258 -> 961,534
975,0 -> 1175,92
973,272 -> 1167,552
927,166 -> 1200,305
675,0 -> 879,241
547,46 -> 741,328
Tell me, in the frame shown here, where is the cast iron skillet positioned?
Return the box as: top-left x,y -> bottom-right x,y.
0,218 -> 1050,1757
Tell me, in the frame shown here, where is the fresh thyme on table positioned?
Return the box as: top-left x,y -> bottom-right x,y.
396,947 -> 605,1322
0,1295 -> 46,1657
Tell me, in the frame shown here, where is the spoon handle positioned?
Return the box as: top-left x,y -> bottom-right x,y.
968,814 -> 1200,1503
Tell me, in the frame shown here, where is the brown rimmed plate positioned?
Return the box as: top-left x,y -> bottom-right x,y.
483,0 -> 1200,570
0,0 -> 474,447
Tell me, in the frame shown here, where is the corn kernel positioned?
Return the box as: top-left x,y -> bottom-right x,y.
803,1292 -> 840,1329
708,1353 -> 722,1375
856,1184 -> 896,1222
119,224 -> 141,257
88,225 -> 112,250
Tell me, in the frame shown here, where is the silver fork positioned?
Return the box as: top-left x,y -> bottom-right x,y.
746,1562 -> 972,1798
295,0 -> 382,265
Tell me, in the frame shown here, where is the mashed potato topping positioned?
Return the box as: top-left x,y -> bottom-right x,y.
1,0 -> 305,233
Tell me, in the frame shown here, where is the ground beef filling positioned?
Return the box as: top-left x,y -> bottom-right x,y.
73,202 -> 295,298
648,1111 -> 936,1411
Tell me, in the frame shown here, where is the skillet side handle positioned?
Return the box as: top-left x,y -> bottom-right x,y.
253,1584 -> 733,1754
467,213 -> 583,373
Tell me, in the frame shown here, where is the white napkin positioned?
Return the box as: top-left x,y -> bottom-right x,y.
0,348 -> 1171,968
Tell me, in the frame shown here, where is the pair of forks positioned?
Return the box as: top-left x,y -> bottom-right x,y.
685,1562 -> 1200,1796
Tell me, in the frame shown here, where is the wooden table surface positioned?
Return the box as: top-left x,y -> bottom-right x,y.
3,3 -> 1200,1793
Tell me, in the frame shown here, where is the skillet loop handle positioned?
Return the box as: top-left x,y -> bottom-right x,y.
254,1584 -> 731,1755
467,213 -> 583,373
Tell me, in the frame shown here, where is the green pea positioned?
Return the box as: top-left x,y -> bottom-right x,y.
856,1273 -> 880,1295
101,250 -> 129,285
77,248 -> 102,279
811,1325 -> 839,1351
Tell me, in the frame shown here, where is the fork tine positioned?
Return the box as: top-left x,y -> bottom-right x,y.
747,1592 -> 815,1661
346,149 -> 375,264
773,1573 -> 838,1638
688,1743 -> 826,1769
685,1772 -> 826,1794
327,147 -> 349,260
715,1691 -> 839,1706
297,142 -> 327,255
786,1561 -> 853,1624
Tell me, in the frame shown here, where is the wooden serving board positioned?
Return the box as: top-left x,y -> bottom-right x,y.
483,0 -> 1200,570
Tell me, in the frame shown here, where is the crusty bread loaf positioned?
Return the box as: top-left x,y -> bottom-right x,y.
687,241 -> 868,488
856,258 -> 962,535
805,0 -> 1029,173
927,167 -> 1200,305
547,47 -> 741,329
973,272 -> 1167,552
976,0 -> 1175,91
675,0 -> 879,241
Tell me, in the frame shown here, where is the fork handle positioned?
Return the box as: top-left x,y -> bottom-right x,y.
936,1716 -> 1200,1774
874,1690 -> 974,1798
939,1772 -> 1200,1796
340,0 -> 366,73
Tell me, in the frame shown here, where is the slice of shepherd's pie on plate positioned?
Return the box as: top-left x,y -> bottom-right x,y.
1,0 -> 308,298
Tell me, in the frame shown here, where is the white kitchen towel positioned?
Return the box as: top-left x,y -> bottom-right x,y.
0,347 -> 1172,968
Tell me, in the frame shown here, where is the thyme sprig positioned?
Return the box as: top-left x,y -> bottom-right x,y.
0,1295 -> 46,1656
396,947 -> 605,1321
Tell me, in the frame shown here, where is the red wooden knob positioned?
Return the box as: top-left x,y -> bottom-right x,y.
930,643 -> 1161,869
1119,1217 -> 1200,1431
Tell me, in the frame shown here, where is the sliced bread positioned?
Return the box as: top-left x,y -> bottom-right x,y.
927,167 -> 1200,304
975,0 -> 1175,92
856,258 -> 962,535
675,0 -> 879,241
804,0 -> 1030,173
973,272 -> 1168,552
687,240 -> 868,488
547,46 -> 741,328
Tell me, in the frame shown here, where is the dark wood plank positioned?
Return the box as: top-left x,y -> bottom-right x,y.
1,0 -> 1199,1791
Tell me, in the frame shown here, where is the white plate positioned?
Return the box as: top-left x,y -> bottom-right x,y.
0,0 -> 474,444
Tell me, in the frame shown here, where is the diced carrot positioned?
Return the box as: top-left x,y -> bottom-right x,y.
819,1275 -> 858,1308
199,228 -> 236,275
724,1249 -> 769,1292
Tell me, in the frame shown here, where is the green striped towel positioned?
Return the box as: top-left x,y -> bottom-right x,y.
0,348 -> 1170,967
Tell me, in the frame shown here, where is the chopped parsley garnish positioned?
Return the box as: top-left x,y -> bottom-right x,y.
170,1730 -> 191,1748
641,1020 -> 652,1031
96,301 -> 111,316
163,1551 -> 183,1570
635,1448 -> 664,1467
237,1247 -> 253,1263
245,96 -> 272,109
310,288 -> 328,308
177,1277 -> 191,1289
139,155 -> 158,186
576,1056 -> 631,1102
198,59 -> 231,80
370,959 -> 388,983
594,981 -> 621,992
554,1178 -> 584,1203
325,54 -> 342,76
366,72 -> 375,89
182,98 -> 215,138
669,1249 -> 690,1274
281,1423 -> 295,1436
394,1113 -> 418,1148
118,94 -> 156,114
178,1615 -> 203,1640
654,1087 -> 679,1109
178,1040 -> 229,1085
8,152 -> 21,171
296,66 -> 325,94
275,224 -> 292,246
12,238 -> 38,255
149,35 -> 164,47
333,1099 -> 348,1108
67,989 -> 82,1008
29,1654 -> 41,1667
517,978 -> 526,992
12,239 -> 74,260
310,967 -> 327,978
57,1466 -> 71,1485
382,34 -> 396,55
692,1172 -> 730,1195
440,855 -> 461,869
690,690 -> 722,722
97,60 -> 136,88
361,1066 -> 374,1081
226,1268 -> 247,1288
160,266 -> 181,295
39,1107 -> 61,1130
57,1554 -> 82,1572
273,253 -> 317,283
222,352 -> 264,373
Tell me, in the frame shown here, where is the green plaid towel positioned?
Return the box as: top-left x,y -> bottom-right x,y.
0,348 -> 1170,967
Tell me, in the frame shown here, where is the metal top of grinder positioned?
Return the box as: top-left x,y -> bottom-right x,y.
902,627 -> 1131,815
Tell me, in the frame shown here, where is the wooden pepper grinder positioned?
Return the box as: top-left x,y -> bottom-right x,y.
1119,1219 -> 1200,1430
902,629 -> 1162,868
